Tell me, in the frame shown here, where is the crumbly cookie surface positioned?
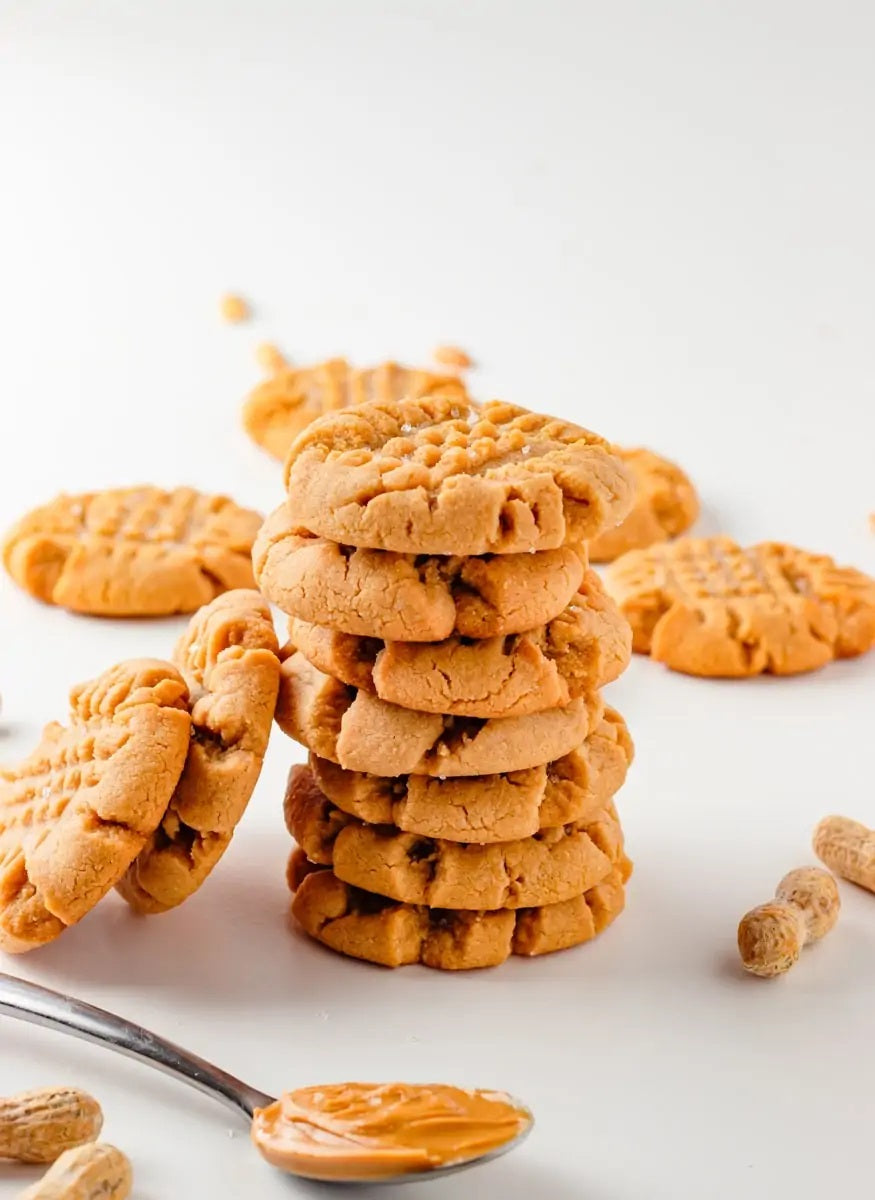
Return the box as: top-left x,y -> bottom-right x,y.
283,397 -> 633,554
285,764 -> 627,910
290,570 -> 630,717
606,536 -> 875,676
308,707 -> 633,843
588,447 -> 699,562
118,590 -> 280,914
3,487 -> 262,616
289,858 -> 629,969
253,504 -> 586,641
243,359 -> 468,461
0,661 -> 191,952
276,650 -> 601,776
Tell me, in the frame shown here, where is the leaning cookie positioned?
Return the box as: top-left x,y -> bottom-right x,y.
283,397 -> 633,555
117,591 -> 280,914
253,504 -> 586,641
3,486 -> 262,616
290,570 -> 630,717
285,764 -> 627,910
308,707 -> 633,843
0,661 -> 191,953
606,536 -> 875,677
587,448 -> 699,562
276,650 -> 601,777
288,856 -> 630,970
243,358 -> 468,462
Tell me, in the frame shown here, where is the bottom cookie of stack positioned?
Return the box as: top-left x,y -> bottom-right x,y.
288,851 -> 629,970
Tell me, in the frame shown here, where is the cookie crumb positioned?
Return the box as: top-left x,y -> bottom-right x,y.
433,344 -> 473,369
256,342 -> 288,373
220,293 -> 250,323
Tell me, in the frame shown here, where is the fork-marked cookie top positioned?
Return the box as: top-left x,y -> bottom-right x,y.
3,486 -> 262,616
283,397 -> 633,554
0,661 -> 191,952
606,536 -> 875,677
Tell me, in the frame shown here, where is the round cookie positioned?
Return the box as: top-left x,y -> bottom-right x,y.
283,396 -> 633,555
308,707 -> 633,843
0,660 -> 191,953
285,764 -> 626,910
118,590 -> 280,914
253,504 -> 586,641
275,650 -> 601,776
243,358 -> 468,462
606,536 -> 875,677
288,857 -> 630,970
3,486 -> 262,616
290,570 -> 631,717
588,448 -> 699,562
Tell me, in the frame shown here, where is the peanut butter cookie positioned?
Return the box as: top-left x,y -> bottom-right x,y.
3,487 -> 262,616
118,591 -> 280,914
276,650 -> 601,776
289,857 -> 629,969
285,764 -> 627,910
289,570 -> 630,717
243,359 -> 467,462
308,707 -> 633,843
607,537 -> 875,676
283,397 -> 633,555
588,447 -> 699,562
0,661 -> 191,952
253,504 -> 586,641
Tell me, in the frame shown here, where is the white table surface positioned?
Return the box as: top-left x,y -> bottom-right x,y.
1,3 -> 874,1197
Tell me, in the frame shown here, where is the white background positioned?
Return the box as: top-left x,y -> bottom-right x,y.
1,2 -> 874,1197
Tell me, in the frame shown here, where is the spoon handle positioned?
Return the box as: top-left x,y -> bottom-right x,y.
0,972 -> 273,1121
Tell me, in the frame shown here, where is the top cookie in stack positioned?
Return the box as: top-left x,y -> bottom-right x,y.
254,395 -> 636,970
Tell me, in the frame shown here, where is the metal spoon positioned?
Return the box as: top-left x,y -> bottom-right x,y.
0,972 -> 533,1184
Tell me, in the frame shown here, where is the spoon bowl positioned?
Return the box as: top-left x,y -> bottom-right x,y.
0,972 -> 532,1184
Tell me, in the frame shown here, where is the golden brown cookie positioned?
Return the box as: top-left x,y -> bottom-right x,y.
290,570 -> 630,717
243,359 -> 468,461
0,661 -> 191,953
253,504 -> 586,641
117,591 -> 280,914
285,764 -> 627,909
276,650 -> 601,776
283,397 -> 633,555
289,858 -> 629,969
606,537 -> 875,677
3,487 -> 262,616
588,448 -> 699,562
308,707 -> 633,843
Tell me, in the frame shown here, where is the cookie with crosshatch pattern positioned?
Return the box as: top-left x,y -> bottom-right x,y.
0,661 -> 191,952
606,536 -> 875,676
3,486 -> 261,616
282,396 -> 633,555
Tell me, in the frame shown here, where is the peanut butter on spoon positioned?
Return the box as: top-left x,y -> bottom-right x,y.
251,1082 -> 532,1182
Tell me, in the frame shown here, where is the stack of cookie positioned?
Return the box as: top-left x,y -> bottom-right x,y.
254,395 -> 637,970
